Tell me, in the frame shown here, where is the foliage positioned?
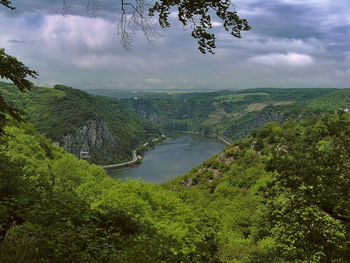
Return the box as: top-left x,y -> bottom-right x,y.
124,87 -> 345,140
163,111 -> 350,262
1,100 -> 349,262
1,82 -> 158,163
0,49 -> 38,134
149,0 -> 251,54
0,0 -> 15,9
0,120 -> 221,262
267,112 -> 350,222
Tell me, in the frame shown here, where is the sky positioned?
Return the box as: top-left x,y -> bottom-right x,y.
1,0 -> 350,91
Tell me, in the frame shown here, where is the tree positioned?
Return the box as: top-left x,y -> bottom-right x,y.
63,0 -> 251,54
0,0 -> 14,10
0,48 -> 38,134
0,1 -> 38,134
268,112 -> 350,223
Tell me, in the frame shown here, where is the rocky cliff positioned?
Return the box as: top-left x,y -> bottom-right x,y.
54,119 -> 119,163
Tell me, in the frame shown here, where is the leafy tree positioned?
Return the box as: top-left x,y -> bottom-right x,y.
149,0 -> 251,53
0,0 -> 14,10
1,0 -> 38,134
0,49 -> 38,134
268,112 -> 350,223
246,112 -> 350,262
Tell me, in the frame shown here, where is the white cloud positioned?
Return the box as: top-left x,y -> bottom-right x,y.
41,15 -> 115,51
248,52 -> 314,66
211,21 -> 222,27
146,78 -> 163,84
280,0 -> 331,6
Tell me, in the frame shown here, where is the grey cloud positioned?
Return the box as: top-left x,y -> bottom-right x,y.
6,39 -> 28,44
1,0 -> 349,91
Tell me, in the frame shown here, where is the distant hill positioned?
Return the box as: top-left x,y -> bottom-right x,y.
123,87 -> 350,140
0,82 -> 159,164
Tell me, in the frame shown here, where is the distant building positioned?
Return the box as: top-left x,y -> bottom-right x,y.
80,151 -> 91,159
341,108 -> 350,113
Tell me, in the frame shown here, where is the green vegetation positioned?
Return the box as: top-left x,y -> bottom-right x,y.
0,48 -> 37,135
1,111 -> 349,262
1,82 -> 159,163
124,87 -> 347,141
163,111 -> 350,262
0,119 -> 220,262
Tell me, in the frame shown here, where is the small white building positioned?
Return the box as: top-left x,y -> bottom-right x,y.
80,151 -> 91,159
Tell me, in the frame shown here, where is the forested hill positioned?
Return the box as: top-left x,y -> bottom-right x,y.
0,82 -> 159,164
0,111 -> 349,262
123,88 -> 350,140
162,111 -> 350,261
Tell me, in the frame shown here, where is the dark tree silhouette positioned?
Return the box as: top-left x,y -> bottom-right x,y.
0,2 -> 38,134
62,0 -> 251,54
0,0 -> 14,10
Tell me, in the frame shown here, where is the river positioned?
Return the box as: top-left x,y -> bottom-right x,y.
108,131 -> 225,183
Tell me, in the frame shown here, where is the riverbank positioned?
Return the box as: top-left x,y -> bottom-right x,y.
162,129 -> 231,146
102,135 -> 167,171
102,150 -> 138,170
213,134 -> 232,146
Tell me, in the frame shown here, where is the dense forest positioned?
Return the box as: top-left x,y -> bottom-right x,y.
0,109 -> 349,262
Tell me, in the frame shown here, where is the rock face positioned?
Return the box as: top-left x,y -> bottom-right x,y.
136,109 -> 159,121
56,119 -> 118,160
126,101 -> 159,121
224,107 -> 287,140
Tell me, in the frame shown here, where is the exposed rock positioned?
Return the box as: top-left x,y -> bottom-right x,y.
58,119 -> 118,160
126,101 -> 159,121
224,107 -> 287,140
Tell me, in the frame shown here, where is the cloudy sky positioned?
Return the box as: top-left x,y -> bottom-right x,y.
1,0 -> 350,91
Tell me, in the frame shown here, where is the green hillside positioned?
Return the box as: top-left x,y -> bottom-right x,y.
162,111 -> 350,262
0,120 -> 220,262
123,88 -> 347,140
307,88 -> 350,111
0,82 -> 159,164
1,112 -> 348,262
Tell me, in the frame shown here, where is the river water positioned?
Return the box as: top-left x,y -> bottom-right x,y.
108,131 -> 225,183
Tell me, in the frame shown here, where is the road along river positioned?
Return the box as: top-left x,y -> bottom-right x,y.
108,131 -> 226,183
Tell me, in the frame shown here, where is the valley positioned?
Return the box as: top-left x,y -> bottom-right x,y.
1,82 -> 350,262
1,0 -> 350,261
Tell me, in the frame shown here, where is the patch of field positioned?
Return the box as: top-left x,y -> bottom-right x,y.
202,107 -> 228,125
214,92 -> 268,102
273,101 -> 295,106
247,101 -> 295,112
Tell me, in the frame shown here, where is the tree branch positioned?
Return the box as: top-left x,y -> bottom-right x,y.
0,0 -> 15,9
